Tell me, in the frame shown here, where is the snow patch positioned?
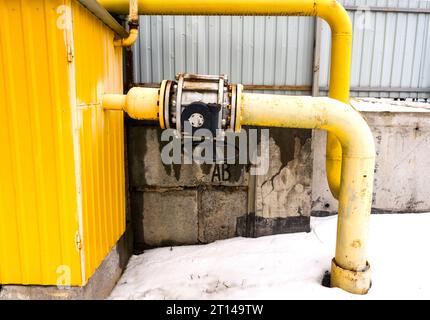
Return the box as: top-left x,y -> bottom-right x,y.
351,98 -> 430,113
109,213 -> 430,300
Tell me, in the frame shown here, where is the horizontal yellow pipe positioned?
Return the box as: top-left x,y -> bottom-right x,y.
241,93 -> 375,294
99,0 -> 350,199
98,0 -> 351,35
102,87 -> 159,120
240,95 -> 374,158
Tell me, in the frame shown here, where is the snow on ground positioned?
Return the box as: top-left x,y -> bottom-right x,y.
109,213 -> 430,300
351,97 -> 430,113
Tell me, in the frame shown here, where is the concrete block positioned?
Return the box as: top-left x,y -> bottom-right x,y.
130,191 -> 145,252
143,190 -> 199,247
198,188 -> 248,243
255,128 -> 313,219
128,125 -> 314,245
128,125 -> 248,188
244,127 -> 314,235
311,103 -> 430,216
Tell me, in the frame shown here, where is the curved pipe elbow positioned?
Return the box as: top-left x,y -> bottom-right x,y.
240,95 -> 375,159
316,98 -> 374,159
114,28 -> 138,47
240,94 -> 375,294
315,0 -> 352,36
114,0 -> 139,47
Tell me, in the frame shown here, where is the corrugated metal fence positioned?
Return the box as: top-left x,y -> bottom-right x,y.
132,0 -> 430,98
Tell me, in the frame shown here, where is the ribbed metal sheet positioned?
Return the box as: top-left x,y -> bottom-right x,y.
320,0 -> 430,98
134,15 -> 315,95
0,0 -> 125,286
0,0 -> 82,285
132,0 -> 430,98
72,0 -> 125,284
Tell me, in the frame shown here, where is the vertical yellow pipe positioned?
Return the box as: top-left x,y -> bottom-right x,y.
98,0 -> 350,198
114,0 -> 139,47
325,32 -> 353,199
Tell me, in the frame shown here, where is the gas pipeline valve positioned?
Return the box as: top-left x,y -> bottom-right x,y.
159,73 -> 242,140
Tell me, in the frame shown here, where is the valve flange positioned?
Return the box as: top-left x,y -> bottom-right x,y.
159,73 -> 242,140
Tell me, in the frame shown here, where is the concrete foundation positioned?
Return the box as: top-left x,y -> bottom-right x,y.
312,99 -> 430,216
254,129 -> 312,221
239,127 -> 313,237
143,190 -> 199,246
0,227 -> 133,300
127,123 -> 313,248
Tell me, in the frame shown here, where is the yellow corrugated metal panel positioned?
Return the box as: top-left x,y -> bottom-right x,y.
0,0 -> 125,286
71,0 -> 125,284
0,0 -> 82,285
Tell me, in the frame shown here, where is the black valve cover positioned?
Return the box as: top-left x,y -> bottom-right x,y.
181,102 -> 221,138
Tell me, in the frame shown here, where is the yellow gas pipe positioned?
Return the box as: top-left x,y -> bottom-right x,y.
99,0 -> 350,199
103,87 -> 159,120
103,87 -> 375,295
101,0 -> 375,295
114,0 -> 139,47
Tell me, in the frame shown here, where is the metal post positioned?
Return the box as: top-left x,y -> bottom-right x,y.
312,18 -> 322,97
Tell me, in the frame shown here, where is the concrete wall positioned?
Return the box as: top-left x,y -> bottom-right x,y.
128,124 -> 247,249
128,100 -> 430,248
312,100 -> 430,216
127,123 -> 313,248
249,128 -> 313,237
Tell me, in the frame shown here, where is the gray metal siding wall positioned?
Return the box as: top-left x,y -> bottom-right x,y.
133,15 -> 315,95
133,0 -> 430,98
320,0 -> 430,98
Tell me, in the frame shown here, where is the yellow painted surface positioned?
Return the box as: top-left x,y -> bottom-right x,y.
0,0 -> 81,285
114,28 -> 138,47
72,0 -> 125,284
103,87 -> 160,121
0,0 -> 125,286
